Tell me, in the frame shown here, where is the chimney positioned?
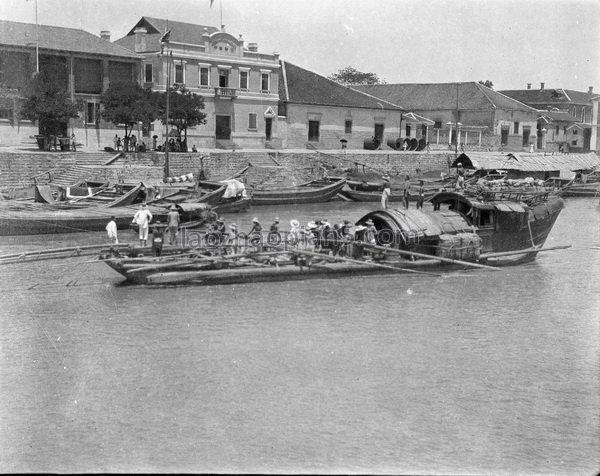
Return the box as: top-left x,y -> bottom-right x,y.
133,27 -> 147,53
527,83 -> 531,90
247,42 -> 258,52
100,30 -> 111,41
589,86 -> 594,94
540,82 -> 545,90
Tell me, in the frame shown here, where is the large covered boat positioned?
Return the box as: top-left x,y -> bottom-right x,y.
101,188 -> 566,285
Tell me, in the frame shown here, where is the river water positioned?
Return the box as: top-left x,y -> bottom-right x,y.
0,198 -> 598,474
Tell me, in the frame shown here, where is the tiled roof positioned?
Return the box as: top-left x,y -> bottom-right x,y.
457,151 -> 600,173
354,82 -> 538,112
279,61 -> 403,111
0,20 -> 140,59
538,110 -> 579,123
500,88 -> 593,106
115,17 -> 220,52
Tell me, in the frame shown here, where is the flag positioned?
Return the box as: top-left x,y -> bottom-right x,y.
210,0 -> 214,7
160,29 -> 171,44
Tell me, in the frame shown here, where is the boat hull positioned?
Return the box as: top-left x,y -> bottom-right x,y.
250,179 -> 346,205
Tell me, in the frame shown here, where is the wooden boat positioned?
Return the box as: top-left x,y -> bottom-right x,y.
553,171 -> 600,197
339,179 -> 441,202
213,197 -> 251,214
249,178 -> 346,205
34,181 -> 150,208
149,180 -> 228,206
0,200 -> 212,236
101,187 -> 567,285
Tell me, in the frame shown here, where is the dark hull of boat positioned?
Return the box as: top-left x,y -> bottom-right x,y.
250,179 -> 346,205
104,255 -> 469,286
213,198 -> 251,214
559,183 -> 600,197
0,205 -> 168,236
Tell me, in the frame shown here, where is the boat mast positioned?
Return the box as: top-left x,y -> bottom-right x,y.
455,82 -> 459,159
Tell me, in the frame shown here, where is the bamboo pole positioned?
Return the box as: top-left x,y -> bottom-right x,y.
289,248 -> 442,277
479,244 -> 571,259
0,243 -> 132,261
358,242 -> 500,271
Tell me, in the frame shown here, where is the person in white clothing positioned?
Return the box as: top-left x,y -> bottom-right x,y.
132,203 -> 153,247
106,215 -> 118,244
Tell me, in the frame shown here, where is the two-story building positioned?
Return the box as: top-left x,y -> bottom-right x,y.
500,83 -> 597,152
114,17 -> 281,150
277,61 -> 425,150
0,19 -> 141,150
354,82 -> 541,152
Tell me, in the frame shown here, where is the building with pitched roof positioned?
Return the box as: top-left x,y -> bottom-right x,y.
114,17 -> 282,150
354,82 -> 541,152
0,19 -> 141,149
277,61 -> 432,149
500,83 -> 597,152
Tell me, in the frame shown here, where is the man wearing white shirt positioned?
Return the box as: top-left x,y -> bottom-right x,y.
132,203 -> 153,247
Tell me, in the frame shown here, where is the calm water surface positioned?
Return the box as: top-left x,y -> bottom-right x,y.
0,199 -> 598,474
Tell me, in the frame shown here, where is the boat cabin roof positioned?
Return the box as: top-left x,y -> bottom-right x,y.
357,207 -> 474,240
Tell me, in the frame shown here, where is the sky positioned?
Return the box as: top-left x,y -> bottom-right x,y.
1,0 -> 599,92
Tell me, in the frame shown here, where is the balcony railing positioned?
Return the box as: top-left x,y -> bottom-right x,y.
214,87 -> 237,98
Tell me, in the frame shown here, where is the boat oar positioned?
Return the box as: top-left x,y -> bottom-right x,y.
359,242 -> 500,271
288,248 -> 442,277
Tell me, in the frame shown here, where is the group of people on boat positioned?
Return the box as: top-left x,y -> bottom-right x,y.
380,174 -> 426,210
204,215 -> 382,260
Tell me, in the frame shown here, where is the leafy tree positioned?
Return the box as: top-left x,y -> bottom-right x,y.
157,85 -> 207,152
20,65 -> 81,144
327,66 -> 386,86
100,81 -> 159,150
478,80 -> 494,89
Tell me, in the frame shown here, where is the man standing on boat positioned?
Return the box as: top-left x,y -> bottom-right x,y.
166,205 -> 180,246
381,175 -> 391,209
106,216 -> 118,244
402,175 -> 411,209
132,203 -> 153,248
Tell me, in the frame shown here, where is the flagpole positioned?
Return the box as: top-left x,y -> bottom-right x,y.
220,0 -> 223,29
35,0 -> 39,74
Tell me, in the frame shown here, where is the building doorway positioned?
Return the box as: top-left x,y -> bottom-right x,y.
374,123 -> 384,142
216,115 -> 231,140
583,128 -> 591,151
501,126 -> 509,146
522,126 -> 530,147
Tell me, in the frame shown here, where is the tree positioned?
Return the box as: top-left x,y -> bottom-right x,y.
157,85 -> 207,152
478,80 -> 494,89
100,81 -> 159,150
20,65 -> 81,147
327,66 -> 386,86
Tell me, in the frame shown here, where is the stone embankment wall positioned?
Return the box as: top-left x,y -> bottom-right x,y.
0,152 -> 76,189
0,150 -> 453,189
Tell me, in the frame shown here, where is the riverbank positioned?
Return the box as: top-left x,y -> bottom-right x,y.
0,146 -> 454,192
